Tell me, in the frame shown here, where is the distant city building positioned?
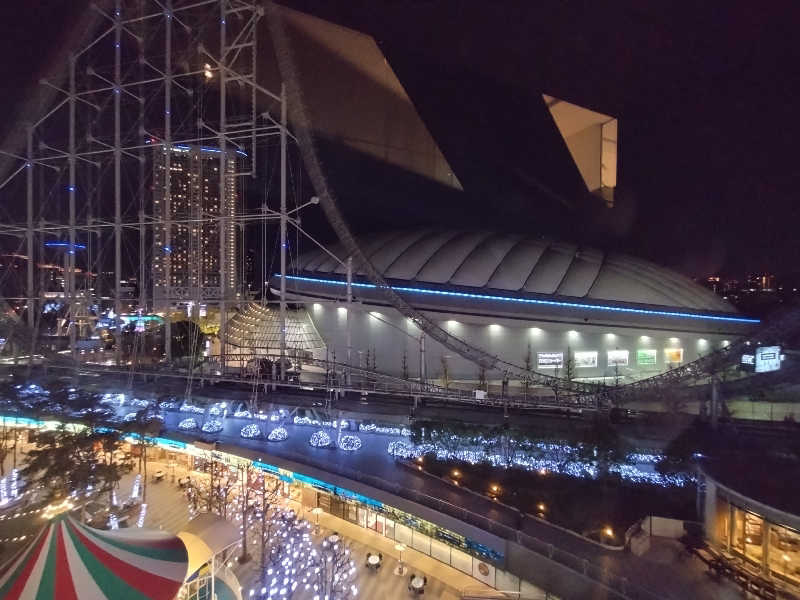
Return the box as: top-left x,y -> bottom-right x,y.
152,145 -> 238,308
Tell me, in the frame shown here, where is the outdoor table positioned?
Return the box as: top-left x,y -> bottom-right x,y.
154,470 -> 165,481
410,576 -> 425,590
367,554 -> 380,566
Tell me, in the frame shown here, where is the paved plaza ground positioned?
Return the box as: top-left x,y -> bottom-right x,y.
0,448 -> 496,600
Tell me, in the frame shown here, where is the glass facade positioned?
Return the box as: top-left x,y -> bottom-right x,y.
308,485 -> 504,588
712,491 -> 800,586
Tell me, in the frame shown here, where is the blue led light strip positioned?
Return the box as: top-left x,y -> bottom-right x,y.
279,274 -> 760,324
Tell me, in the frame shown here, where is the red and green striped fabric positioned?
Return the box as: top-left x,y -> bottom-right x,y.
0,515 -> 188,600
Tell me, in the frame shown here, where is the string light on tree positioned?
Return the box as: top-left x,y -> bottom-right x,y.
267,427 -> 288,442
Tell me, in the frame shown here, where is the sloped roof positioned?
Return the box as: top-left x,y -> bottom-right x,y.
0,515 -> 188,600
297,230 -> 735,313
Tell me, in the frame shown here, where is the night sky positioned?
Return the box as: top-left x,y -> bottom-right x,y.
3,1 -> 800,281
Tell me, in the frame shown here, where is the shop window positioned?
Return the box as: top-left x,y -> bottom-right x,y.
357,507 -> 367,528
451,547 -> 473,575
714,495 -> 730,547
743,512 -> 764,563
412,530 -> 431,555
384,518 -> 395,540
430,538 -> 451,564
375,514 -> 385,535
395,523 -> 412,545
346,503 -> 358,523
769,523 -> 800,584
366,511 -> 377,531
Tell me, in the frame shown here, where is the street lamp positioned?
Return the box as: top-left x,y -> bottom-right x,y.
311,506 -> 323,534
394,543 -> 408,576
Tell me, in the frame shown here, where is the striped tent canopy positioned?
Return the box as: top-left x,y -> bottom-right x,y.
0,514 -> 189,600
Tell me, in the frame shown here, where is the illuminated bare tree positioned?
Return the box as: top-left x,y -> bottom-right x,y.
308,537 -> 358,600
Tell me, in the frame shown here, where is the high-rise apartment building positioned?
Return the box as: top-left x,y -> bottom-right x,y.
152,145 -> 238,307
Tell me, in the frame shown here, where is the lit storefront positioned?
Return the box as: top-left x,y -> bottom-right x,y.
702,466 -> 800,587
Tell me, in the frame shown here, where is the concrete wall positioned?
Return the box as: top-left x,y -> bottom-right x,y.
642,516 -> 686,539
306,302 -> 729,383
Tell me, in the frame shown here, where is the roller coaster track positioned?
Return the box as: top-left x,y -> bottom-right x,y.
264,3 -> 790,405
0,3 -> 794,410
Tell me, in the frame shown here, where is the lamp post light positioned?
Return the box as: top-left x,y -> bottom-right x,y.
311,506 -> 323,534
394,543 -> 408,576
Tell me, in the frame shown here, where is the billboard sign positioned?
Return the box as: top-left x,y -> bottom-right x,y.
637,348 -> 657,366
537,352 -> 563,369
607,349 -> 629,367
574,351 -> 598,368
755,346 -> 781,373
664,348 -> 684,364
741,354 -> 755,366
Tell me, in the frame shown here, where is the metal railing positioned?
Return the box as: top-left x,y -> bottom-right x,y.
206,428 -> 667,600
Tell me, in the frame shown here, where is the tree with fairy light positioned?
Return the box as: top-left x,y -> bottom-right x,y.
307,536 -> 358,600
256,508 -> 315,599
255,476 -> 285,575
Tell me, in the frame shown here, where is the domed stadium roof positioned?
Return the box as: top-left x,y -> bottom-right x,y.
296,230 -> 735,313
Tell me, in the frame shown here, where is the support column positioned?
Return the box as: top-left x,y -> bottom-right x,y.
279,82 -> 287,381
26,128 -> 35,356
711,376 -> 719,430
218,0 -> 228,374
163,0 -> 173,364
762,521 -> 771,577
68,54 -> 77,362
419,332 -> 426,387
345,256 -> 352,386
113,1 -> 123,367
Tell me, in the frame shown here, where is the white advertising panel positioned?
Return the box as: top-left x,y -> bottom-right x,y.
574,351 -> 598,368
637,348 -> 657,366
755,346 -> 781,373
741,354 -> 755,366
537,352 -> 563,369
472,558 -> 496,587
607,349 -> 629,367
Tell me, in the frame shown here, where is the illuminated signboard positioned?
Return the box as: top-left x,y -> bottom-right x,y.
636,349 -> 657,366
741,354 -> 755,366
755,346 -> 781,373
664,348 -> 684,364
574,351 -> 598,368
607,349 -> 629,367
537,352 -> 563,369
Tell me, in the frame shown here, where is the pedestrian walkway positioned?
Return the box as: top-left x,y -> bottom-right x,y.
233,497 -> 496,600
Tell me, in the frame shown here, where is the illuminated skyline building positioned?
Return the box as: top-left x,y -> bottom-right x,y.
152,145 -> 239,311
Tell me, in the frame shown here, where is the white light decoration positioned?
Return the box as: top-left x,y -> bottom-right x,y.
201,419 -> 223,433
137,503 -> 147,528
0,476 -> 8,507
234,409 -> 252,418
268,427 -> 288,442
123,412 -> 138,422
358,423 -> 411,436
241,423 -> 262,439
130,474 -> 141,500
309,430 -> 332,448
209,402 -> 227,416
180,402 -> 205,414
178,418 -> 198,431
387,437 -> 693,488
338,435 -> 362,452
131,398 -> 149,408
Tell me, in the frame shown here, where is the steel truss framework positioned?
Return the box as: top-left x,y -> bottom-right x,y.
0,0 -> 294,369
0,1 -> 788,407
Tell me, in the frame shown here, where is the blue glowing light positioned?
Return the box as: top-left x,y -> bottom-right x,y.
45,242 -> 86,250
278,274 -> 761,324
162,246 -> 172,253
